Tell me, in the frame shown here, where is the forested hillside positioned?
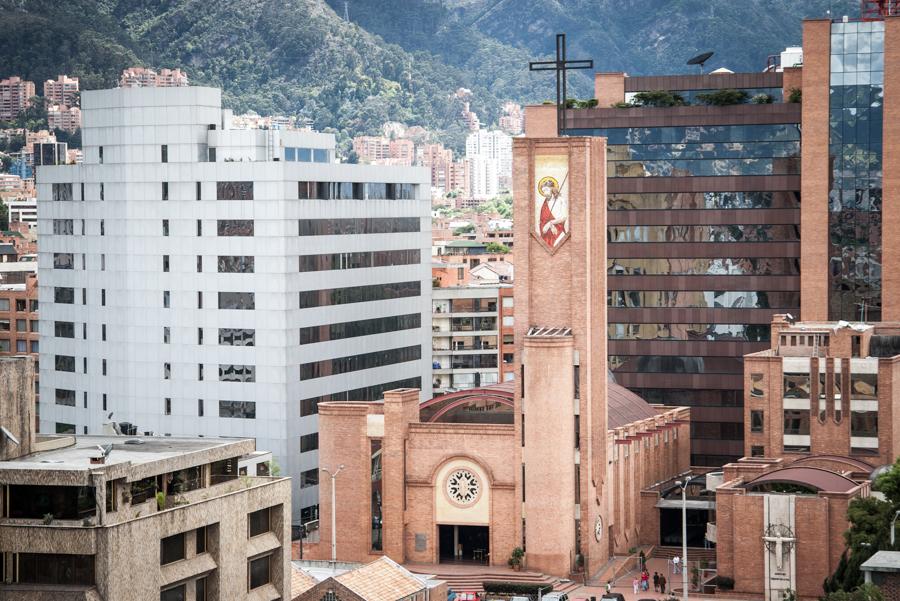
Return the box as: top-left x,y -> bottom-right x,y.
0,0 -> 859,154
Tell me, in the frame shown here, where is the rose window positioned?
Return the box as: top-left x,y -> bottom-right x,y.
446,469 -> 480,505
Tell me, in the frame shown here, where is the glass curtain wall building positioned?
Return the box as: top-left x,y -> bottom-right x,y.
828,20 -> 885,321
565,72 -> 802,465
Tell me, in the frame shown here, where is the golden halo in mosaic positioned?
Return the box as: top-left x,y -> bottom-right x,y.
537,175 -> 559,195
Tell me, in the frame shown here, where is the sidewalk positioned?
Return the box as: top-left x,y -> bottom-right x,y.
572,557 -> 684,601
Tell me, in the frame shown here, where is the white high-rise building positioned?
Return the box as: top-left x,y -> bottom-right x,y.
465,129 -> 512,191
466,156 -> 500,200
37,86 -> 432,522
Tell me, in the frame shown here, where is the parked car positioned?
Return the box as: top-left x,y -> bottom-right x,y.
600,594 -> 626,601
511,596 -> 531,601
456,591 -> 480,601
542,593 -> 568,601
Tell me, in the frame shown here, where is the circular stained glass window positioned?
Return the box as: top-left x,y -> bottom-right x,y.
446,469 -> 480,505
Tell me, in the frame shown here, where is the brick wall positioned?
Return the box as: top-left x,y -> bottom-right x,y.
314,403 -> 376,564
512,136 -> 609,577
404,422 -> 517,566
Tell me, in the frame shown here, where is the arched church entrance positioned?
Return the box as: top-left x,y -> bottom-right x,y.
434,459 -> 492,564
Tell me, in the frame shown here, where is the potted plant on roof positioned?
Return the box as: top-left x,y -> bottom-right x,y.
508,546 -> 524,571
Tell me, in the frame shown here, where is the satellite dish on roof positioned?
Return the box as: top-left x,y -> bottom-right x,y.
687,51 -> 714,74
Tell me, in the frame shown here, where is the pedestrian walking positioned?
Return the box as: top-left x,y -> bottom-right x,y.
606,580 -> 612,594
660,575 -> 667,595
653,572 -> 659,592
633,577 -> 639,595
673,555 -> 680,575
641,570 -> 649,591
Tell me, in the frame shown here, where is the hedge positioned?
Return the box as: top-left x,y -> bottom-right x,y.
712,576 -> 735,590
483,582 -> 547,596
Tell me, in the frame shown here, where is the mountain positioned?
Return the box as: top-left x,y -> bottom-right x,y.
0,0 -> 858,155
329,0 -> 858,93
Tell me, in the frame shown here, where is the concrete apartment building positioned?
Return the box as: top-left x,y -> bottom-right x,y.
418,143 -> 469,196
0,356 -> 292,600
0,77 -> 35,122
431,285 -> 511,393
465,129 -> 512,190
36,86 -> 432,523
47,104 -> 82,133
351,136 -> 415,166
119,67 -> 189,88
523,8 -> 899,467
4,197 -> 37,228
43,74 -> 80,107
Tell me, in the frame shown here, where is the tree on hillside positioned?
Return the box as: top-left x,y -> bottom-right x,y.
16,96 -> 48,131
0,133 -> 25,154
485,242 -> 510,254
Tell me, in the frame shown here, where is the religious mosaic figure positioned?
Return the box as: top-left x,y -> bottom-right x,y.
534,155 -> 570,249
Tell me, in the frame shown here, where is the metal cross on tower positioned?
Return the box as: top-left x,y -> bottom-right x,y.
529,33 -> 593,136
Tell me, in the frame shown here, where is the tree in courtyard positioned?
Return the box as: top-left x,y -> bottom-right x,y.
826,457 -> 900,592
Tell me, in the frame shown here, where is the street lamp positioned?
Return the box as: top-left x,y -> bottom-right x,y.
676,478 -> 689,601
321,464 -> 345,569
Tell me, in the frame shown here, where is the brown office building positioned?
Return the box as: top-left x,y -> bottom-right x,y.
524,6 -> 899,467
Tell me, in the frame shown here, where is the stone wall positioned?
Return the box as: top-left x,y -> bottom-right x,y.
0,356 -> 34,460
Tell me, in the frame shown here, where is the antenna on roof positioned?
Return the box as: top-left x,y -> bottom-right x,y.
687,51 -> 715,75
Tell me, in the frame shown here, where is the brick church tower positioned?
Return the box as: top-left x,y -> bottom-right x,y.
512,137 -> 610,576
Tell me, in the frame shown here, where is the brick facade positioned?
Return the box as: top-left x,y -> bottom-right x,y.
743,316 -> 900,467
310,137 -> 689,579
716,458 -> 864,601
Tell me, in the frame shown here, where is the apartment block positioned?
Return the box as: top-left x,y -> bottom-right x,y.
432,285 -> 509,393
4,197 -> 37,229
0,265 -> 38,353
0,355 -> 292,600
352,136 -> 390,163
47,104 -> 82,133
0,77 -> 35,122
352,136 -> 414,166
465,129 -> 512,190
466,155 -> 500,199
43,75 -> 80,107
119,67 -> 189,88
36,86 -> 432,522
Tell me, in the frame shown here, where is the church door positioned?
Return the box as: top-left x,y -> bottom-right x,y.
438,525 -> 490,563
